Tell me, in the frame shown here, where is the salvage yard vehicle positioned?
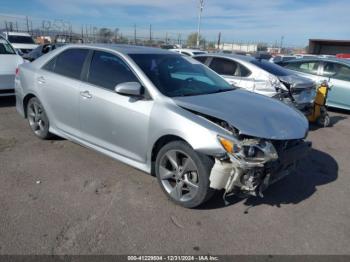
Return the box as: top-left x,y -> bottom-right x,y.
0,36 -> 24,96
1,31 -> 38,54
169,48 -> 208,57
281,58 -> 350,110
193,54 -> 316,115
15,44 -> 311,208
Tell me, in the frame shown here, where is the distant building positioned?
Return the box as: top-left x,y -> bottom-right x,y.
309,39 -> 350,55
267,47 -> 282,54
216,42 -> 267,53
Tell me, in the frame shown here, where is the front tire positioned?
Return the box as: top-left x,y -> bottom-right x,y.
155,141 -> 214,208
27,97 -> 52,139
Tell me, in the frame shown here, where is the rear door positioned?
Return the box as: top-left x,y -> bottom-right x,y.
284,60 -> 322,82
79,50 -> 154,162
39,48 -> 89,136
320,62 -> 350,109
0,38 -> 20,92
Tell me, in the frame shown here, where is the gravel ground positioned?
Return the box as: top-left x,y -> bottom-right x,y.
1,96 -> 350,255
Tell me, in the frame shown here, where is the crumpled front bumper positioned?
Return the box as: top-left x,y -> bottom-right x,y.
209,140 -> 312,196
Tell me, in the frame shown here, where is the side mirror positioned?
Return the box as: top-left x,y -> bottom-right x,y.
115,82 -> 142,96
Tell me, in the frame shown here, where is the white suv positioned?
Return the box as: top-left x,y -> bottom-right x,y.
1,32 -> 38,54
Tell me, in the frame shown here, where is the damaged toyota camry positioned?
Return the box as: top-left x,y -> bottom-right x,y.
15,44 -> 311,208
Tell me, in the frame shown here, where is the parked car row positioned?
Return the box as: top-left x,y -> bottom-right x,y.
14,44 -> 312,208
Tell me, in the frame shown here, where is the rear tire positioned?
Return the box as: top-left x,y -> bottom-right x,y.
155,141 -> 215,208
27,97 -> 52,139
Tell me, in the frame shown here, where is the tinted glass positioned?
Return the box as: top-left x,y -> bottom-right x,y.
251,59 -> 289,76
209,58 -> 238,75
238,64 -> 251,77
88,51 -> 138,90
192,52 -> 206,55
129,54 -> 233,97
54,49 -> 89,79
8,35 -> 35,44
0,39 -> 15,54
193,56 -> 208,63
42,57 -> 56,72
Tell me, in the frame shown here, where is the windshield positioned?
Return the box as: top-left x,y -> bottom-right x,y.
8,35 -> 35,44
129,54 -> 233,97
251,59 -> 290,76
0,39 -> 16,54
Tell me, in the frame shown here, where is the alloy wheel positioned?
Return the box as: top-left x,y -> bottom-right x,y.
159,149 -> 200,202
28,101 -> 47,136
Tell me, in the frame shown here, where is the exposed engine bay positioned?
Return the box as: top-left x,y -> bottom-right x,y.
208,119 -> 311,201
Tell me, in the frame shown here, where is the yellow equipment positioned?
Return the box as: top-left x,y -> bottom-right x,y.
308,81 -> 331,127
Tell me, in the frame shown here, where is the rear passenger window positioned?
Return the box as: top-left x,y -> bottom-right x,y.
209,58 -> 238,76
87,51 -> 138,90
286,61 -> 319,75
43,48 -> 88,80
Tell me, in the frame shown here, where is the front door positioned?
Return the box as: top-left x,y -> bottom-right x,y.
79,50 -> 154,163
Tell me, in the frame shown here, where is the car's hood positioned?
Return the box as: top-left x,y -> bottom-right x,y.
278,74 -> 315,90
173,89 -> 309,140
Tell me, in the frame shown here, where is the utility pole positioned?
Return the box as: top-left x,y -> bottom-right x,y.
134,24 -> 137,45
217,32 -> 221,50
26,16 -> 30,33
196,0 -> 204,48
280,35 -> 284,53
149,24 -> 152,42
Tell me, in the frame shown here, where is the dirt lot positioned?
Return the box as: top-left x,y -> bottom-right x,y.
1,96 -> 350,255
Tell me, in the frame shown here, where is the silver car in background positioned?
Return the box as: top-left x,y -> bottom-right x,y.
193,54 -> 316,115
15,44 -> 310,208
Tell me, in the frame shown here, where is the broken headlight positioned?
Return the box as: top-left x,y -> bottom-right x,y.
218,136 -> 278,164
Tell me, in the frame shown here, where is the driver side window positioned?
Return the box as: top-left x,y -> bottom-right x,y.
87,51 -> 139,91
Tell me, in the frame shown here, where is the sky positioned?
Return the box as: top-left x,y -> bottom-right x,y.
1,0 -> 350,47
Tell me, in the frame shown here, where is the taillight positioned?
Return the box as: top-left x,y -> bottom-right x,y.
15,68 -> 19,76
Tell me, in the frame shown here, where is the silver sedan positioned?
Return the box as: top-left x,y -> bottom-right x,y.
15,44 -> 310,208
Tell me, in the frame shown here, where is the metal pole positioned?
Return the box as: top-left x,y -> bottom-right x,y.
134,24 -> 137,45
196,0 -> 204,48
149,24 -> 152,42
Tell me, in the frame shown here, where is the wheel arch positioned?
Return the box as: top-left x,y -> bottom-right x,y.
150,135 -> 189,176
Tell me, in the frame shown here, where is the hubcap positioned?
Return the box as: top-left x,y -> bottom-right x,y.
28,102 -> 46,136
159,150 -> 199,202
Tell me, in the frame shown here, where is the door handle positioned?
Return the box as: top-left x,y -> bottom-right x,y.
80,90 -> 92,99
37,76 -> 45,84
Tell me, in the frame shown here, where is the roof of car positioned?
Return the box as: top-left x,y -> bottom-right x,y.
193,52 -> 256,62
65,44 -> 176,55
170,48 -> 206,52
4,31 -> 32,36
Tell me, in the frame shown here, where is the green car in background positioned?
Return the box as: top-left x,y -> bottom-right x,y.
280,58 -> 350,110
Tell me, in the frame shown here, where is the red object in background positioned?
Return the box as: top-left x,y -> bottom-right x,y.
336,53 -> 350,59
